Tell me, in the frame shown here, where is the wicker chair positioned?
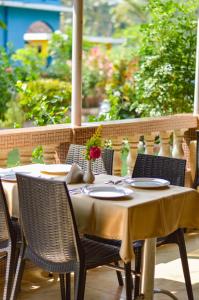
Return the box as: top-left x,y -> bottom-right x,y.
0,179 -> 20,300
89,154 -> 193,300
10,174 -> 132,300
131,154 -> 193,300
66,144 -> 114,175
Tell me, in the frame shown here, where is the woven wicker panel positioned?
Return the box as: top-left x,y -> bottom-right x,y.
17,175 -> 79,264
133,154 -> 186,186
0,126 -> 72,151
66,144 -> 114,175
56,142 -> 70,164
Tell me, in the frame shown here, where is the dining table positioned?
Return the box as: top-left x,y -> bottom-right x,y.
1,163 -> 199,300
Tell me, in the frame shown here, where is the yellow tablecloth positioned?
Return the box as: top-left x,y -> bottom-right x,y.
70,174 -> 199,262
2,168 -> 199,263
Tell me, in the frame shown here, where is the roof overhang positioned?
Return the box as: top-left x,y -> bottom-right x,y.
0,0 -> 73,12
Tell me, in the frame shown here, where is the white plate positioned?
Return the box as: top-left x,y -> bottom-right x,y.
125,178 -> 170,189
40,164 -> 71,176
83,185 -> 134,199
1,171 -> 31,182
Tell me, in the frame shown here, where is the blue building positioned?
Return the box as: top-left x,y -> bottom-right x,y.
0,0 -> 72,50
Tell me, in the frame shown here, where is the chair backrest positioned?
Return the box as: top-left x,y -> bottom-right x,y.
16,174 -> 82,264
66,144 -> 114,175
0,180 -> 14,243
132,154 -> 186,186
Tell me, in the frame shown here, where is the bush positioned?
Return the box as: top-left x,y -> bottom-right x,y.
134,0 -> 198,116
12,46 -> 45,81
46,29 -> 72,81
17,79 -> 71,125
103,52 -> 139,120
0,47 -> 17,120
82,47 -> 113,107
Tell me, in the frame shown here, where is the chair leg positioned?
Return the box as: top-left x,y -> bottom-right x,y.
3,246 -> 16,300
114,261 -> 124,286
124,262 -> 132,300
176,229 -> 194,300
65,273 -> 71,300
74,265 -> 86,300
10,245 -> 26,300
59,274 -> 65,300
134,246 -> 142,300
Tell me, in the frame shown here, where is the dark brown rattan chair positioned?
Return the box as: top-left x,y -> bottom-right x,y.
10,174 -> 132,300
0,179 -> 20,300
131,154 -> 193,300
66,144 -> 114,175
89,153 -> 193,300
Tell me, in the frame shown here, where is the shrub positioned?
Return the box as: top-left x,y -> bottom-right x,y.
134,0 -> 198,116
12,46 -> 45,81
82,47 -> 113,107
0,47 -> 17,120
17,79 -> 71,125
103,52 -> 139,120
46,29 -> 72,81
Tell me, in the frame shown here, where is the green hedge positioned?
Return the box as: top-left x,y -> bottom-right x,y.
17,79 -> 71,126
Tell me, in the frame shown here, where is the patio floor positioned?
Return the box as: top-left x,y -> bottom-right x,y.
0,232 -> 199,300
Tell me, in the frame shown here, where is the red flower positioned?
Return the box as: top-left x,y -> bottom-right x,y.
89,146 -> 101,160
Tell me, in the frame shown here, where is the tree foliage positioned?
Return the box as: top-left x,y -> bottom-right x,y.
134,0 -> 198,116
0,47 -> 17,120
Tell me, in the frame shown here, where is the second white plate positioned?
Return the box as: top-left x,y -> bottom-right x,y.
83,185 -> 134,199
125,178 -> 170,189
40,164 -> 71,176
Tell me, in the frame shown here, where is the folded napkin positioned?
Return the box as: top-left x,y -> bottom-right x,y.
65,163 -> 84,184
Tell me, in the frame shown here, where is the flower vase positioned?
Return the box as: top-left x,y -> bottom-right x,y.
83,160 -> 95,184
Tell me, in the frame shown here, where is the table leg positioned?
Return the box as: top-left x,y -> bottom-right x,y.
140,238 -> 157,300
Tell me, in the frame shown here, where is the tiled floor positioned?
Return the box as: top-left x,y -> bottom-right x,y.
1,232 -> 199,299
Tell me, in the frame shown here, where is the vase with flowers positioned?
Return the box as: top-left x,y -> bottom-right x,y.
83,126 -> 102,184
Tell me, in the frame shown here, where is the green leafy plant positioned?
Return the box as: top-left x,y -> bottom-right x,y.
12,46 -> 45,81
32,146 -> 43,163
134,0 -> 198,116
0,46 -> 17,120
17,79 -> 71,125
103,55 -> 139,120
46,28 -> 72,80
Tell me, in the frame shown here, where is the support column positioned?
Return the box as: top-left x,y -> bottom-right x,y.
194,19 -> 199,115
71,0 -> 83,126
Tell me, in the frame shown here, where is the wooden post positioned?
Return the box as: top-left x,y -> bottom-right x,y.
112,137 -> 122,176
172,130 -> 186,159
159,131 -> 171,157
71,0 -> 83,126
194,19 -> 199,115
127,135 -> 139,176
145,134 -> 155,155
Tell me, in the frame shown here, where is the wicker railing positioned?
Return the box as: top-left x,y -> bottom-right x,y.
0,114 -> 198,185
